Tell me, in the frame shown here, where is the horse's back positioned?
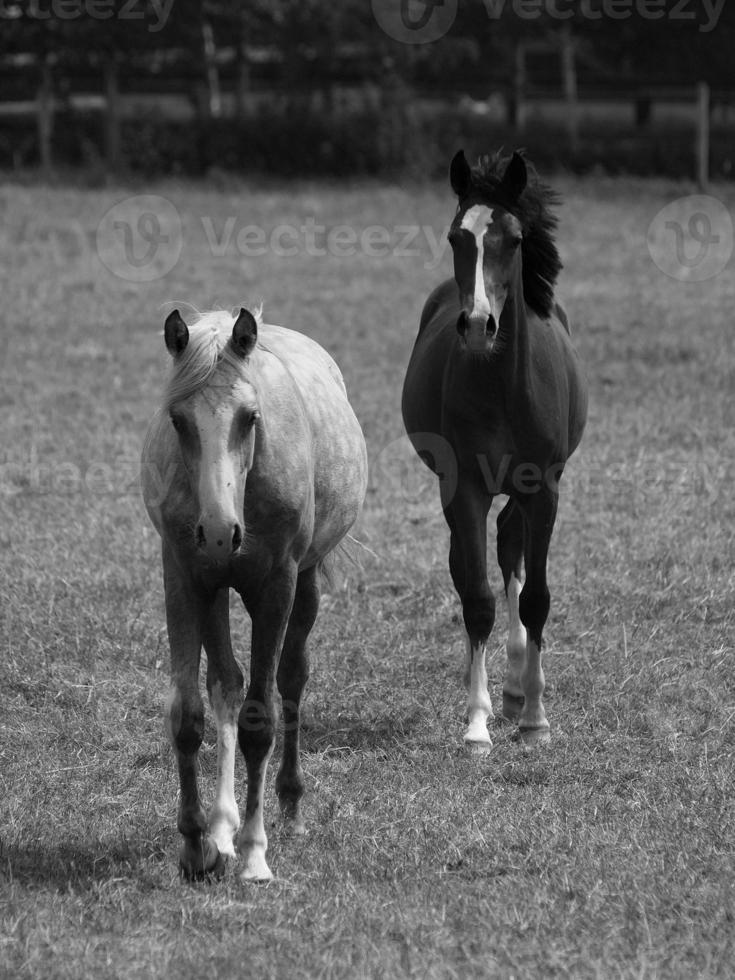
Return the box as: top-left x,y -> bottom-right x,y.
255,324 -> 367,561
258,323 -> 348,394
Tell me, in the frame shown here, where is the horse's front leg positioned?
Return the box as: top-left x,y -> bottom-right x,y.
203,589 -> 244,865
496,499 -> 527,722
445,478 -> 495,753
162,545 -> 221,879
516,485 -> 559,745
237,563 -> 297,882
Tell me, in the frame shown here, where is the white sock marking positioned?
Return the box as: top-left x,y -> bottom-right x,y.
208,681 -> 241,857
463,634 -> 494,745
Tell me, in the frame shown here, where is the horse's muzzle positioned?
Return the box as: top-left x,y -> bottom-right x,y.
195,520 -> 243,561
457,312 -> 496,353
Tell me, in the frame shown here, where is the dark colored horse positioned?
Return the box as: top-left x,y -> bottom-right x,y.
141,307 -> 367,880
402,150 -> 588,751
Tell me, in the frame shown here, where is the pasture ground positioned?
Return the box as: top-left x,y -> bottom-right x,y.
1,172 -> 734,979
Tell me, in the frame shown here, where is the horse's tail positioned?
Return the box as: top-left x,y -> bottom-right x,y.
318,533 -> 374,591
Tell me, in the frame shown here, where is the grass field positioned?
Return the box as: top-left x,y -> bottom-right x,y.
1,170 -> 734,979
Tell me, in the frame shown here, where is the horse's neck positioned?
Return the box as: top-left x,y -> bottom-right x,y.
498,286 -> 533,382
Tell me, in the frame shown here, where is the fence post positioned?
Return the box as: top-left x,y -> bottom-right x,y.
696,81 -> 710,191
560,25 -> 578,154
510,42 -> 526,131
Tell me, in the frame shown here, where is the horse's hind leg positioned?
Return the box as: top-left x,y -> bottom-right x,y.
204,589 -> 244,865
497,499 -> 527,722
276,564 -> 319,834
162,546 -> 220,879
516,486 -> 558,745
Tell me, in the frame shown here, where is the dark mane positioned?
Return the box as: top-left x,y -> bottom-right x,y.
469,151 -> 562,319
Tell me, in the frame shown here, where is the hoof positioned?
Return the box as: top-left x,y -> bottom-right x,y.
178,836 -> 225,881
502,692 -> 525,722
239,853 -> 274,883
283,816 -> 306,836
279,799 -> 306,836
517,726 -> 551,748
464,738 -> 492,756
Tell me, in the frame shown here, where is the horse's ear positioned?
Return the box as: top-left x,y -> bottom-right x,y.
450,150 -> 472,199
500,151 -> 527,201
164,309 -> 189,356
231,308 -> 258,358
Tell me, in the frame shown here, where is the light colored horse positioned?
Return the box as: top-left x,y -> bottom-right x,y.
141,307 -> 367,881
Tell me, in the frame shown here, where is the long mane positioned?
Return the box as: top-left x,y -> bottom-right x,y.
161,307 -> 263,411
469,152 -> 562,319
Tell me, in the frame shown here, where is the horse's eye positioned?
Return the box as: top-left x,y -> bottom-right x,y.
170,414 -> 184,433
242,410 -> 260,429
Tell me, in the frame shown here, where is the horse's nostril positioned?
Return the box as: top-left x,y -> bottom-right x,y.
232,524 -> 243,552
195,524 -> 205,548
487,314 -> 497,336
456,311 -> 469,336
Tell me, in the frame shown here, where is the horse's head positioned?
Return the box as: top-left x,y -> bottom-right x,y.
163,308 -> 260,565
448,149 -> 527,355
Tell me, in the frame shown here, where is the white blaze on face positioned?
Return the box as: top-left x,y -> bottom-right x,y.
194,399 -> 241,530
460,204 -> 495,322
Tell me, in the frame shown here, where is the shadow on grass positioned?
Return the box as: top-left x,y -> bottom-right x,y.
300,709 -> 424,754
0,837 -> 167,891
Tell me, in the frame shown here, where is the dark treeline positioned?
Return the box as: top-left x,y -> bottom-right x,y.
1,0 -> 734,178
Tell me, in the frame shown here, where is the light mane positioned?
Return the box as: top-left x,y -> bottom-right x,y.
162,307 -> 263,411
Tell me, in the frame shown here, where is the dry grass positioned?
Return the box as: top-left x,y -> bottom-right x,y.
1,172 -> 734,979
